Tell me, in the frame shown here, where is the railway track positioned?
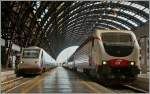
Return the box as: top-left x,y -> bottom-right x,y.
107,84 -> 148,93
123,84 -> 148,93
1,76 -> 32,92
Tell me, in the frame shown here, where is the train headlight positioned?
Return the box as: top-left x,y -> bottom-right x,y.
102,61 -> 107,65
130,61 -> 135,66
20,61 -> 24,64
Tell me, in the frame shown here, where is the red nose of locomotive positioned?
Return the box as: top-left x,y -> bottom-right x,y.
107,59 -> 134,68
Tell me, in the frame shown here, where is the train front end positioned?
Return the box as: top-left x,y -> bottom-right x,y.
98,31 -> 140,84
17,48 -> 42,75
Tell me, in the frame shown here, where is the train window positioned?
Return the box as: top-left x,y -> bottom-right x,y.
101,32 -> 133,46
101,32 -> 134,57
23,49 -> 40,58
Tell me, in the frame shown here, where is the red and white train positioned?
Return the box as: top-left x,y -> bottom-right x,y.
64,29 -> 141,84
16,46 -> 56,76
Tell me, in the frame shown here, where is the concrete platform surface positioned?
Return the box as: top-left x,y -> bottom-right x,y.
1,70 -> 15,82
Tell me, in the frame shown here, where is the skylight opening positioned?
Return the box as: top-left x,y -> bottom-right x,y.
94,2 -> 101,5
103,19 -> 131,30
57,11 -> 64,18
112,8 -> 120,11
117,15 -> 138,27
37,18 -> 41,22
107,7 -> 111,10
58,23 -> 62,29
117,16 -> 128,21
143,8 -> 149,14
45,8 -> 48,14
83,3 -> 93,8
33,1 -> 41,14
134,15 -> 147,22
41,14 -> 44,18
128,20 -> 138,27
100,23 -> 120,30
36,1 -> 40,9
56,2 -> 64,12
72,7 -> 80,13
58,18 -> 63,24
131,3 -> 145,10
47,17 -> 51,21
124,2 -> 131,5
123,10 -> 135,16
68,19 -> 75,25
33,10 -> 36,14
70,2 -> 75,7
96,25 -> 107,29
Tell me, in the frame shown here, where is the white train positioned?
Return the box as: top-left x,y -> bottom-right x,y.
66,29 -> 141,84
16,46 -> 56,76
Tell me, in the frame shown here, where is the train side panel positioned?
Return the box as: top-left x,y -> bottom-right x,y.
74,40 -> 92,71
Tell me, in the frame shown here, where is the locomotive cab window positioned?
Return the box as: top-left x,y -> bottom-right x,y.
102,33 -> 133,46
23,49 -> 40,58
101,32 -> 134,57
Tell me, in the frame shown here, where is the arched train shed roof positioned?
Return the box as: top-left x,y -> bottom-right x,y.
1,1 -> 149,59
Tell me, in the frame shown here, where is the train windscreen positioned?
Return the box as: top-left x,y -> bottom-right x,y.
102,32 -> 134,57
23,49 -> 40,58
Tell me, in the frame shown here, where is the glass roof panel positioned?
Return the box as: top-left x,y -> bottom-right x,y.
127,20 -> 138,27
57,11 -> 64,18
117,15 -> 138,27
58,18 -> 63,24
45,8 -> 48,13
134,15 -> 147,23
143,8 -> 149,14
100,23 -> 120,30
56,2 -> 64,12
117,16 -> 127,21
36,1 -> 40,9
130,3 -> 145,10
102,19 -> 131,30
124,2 -> 131,5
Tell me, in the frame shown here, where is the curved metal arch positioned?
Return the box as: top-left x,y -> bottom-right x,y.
114,2 -> 149,19
65,14 -> 131,33
130,1 -> 149,8
68,1 -> 148,19
95,23 -> 119,30
66,2 -> 146,26
68,24 -> 116,34
65,19 -> 127,37
66,9 -> 142,29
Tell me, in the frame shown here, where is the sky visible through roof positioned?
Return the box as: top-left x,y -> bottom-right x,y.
56,46 -> 79,63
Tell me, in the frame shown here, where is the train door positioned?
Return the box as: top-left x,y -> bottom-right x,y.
91,38 -> 97,68
41,51 -> 44,67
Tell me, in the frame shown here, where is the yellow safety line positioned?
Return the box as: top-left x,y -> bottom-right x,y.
81,81 -> 100,93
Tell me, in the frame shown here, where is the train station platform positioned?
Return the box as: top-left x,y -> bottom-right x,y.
138,72 -> 149,78
1,70 -> 16,82
1,67 -> 149,93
